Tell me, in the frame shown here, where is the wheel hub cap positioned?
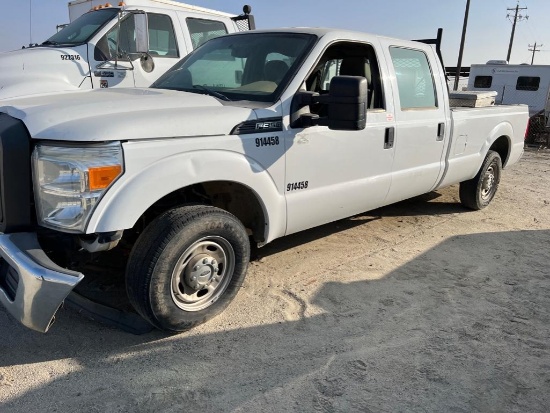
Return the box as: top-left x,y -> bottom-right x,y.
170,236 -> 236,312
185,254 -> 219,291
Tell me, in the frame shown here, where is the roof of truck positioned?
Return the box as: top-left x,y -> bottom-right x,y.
68,0 -> 236,18
221,27 -> 431,49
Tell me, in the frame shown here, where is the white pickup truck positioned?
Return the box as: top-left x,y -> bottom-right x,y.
0,0 -> 254,100
0,28 -> 527,333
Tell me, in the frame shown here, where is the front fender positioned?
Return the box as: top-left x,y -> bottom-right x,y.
86,143 -> 286,244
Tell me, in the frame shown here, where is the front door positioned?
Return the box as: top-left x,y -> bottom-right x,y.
88,14 -> 137,89
89,12 -> 184,90
283,41 -> 396,235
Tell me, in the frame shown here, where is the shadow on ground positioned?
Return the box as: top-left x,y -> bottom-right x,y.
1,227 -> 549,413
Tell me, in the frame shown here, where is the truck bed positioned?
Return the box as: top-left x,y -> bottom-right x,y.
439,104 -> 527,188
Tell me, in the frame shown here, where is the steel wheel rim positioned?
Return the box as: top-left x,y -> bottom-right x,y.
170,236 -> 235,311
481,164 -> 497,200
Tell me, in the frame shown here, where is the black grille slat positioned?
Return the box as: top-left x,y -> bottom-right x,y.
0,257 -> 18,301
0,114 -> 32,233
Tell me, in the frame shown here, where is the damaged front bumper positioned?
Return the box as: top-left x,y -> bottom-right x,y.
0,232 -> 83,332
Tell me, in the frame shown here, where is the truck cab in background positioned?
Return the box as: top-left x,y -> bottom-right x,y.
0,0 -> 254,100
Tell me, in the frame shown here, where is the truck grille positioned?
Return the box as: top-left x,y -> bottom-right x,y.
0,181 -> 3,224
0,113 -> 32,233
0,257 -> 18,301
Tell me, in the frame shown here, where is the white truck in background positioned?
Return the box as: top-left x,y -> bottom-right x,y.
0,28 -> 528,334
0,0 -> 254,100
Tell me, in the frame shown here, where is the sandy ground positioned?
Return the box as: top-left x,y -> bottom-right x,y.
1,148 -> 549,413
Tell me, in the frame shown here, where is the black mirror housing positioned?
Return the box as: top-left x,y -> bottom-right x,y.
290,76 -> 367,131
326,76 -> 367,130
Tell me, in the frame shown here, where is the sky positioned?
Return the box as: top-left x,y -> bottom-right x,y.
1,0 -> 550,66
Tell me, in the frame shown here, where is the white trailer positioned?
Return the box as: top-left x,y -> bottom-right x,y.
467,61 -> 550,117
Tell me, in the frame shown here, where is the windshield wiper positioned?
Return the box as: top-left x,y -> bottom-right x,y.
41,40 -> 59,46
193,85 -> 231,102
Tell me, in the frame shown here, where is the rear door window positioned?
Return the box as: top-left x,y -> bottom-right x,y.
389,47 -> 438,109
186,18 -> 228,49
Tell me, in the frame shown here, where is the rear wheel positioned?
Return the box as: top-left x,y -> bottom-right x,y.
459,150 -> 502,210
126,205 -> 250,332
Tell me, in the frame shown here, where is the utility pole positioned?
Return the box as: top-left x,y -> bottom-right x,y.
528,42 -> 542,65
454,0 -> 471,91
506,2 -> 528,63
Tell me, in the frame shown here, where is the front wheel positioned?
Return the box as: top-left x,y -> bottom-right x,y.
126,205 -> 250,332
459,150 -> 502,210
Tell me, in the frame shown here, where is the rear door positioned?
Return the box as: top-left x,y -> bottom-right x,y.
381,43 -> 449,204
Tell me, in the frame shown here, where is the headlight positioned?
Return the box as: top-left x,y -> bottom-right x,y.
32,142 -> 124,233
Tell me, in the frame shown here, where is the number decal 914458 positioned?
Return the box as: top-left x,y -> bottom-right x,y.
255,136 -> 280,148
287,181 -> 309,192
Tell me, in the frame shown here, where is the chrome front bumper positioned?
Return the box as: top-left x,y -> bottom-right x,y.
0,233 -> 84,332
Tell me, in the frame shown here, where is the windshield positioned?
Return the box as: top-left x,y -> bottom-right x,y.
152,33 -> 317,103
44,9 -> 119,46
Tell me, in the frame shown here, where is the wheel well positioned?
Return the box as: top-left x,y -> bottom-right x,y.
489,136 -> 511,167
137,181 -> 267,243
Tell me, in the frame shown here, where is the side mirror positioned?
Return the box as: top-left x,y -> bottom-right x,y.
291,76 -> 368,131
326,76 -> 367,130
133,12 -> 149,54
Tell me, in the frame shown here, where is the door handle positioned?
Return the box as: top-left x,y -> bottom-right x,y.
384,127 -> 395,149
437,122 -> 445,141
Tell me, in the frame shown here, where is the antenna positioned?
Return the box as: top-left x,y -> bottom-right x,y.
29,0 -> 33,45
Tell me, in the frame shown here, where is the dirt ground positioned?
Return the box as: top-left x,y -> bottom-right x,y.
1,148 -> 549,413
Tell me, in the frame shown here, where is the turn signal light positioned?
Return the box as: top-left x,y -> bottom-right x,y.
89,165 -> 122,190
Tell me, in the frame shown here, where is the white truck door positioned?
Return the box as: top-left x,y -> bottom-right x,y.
132,11 -> 186,87
88,15 -> 137,89
284,43 -> 395,235
382,45 -> 448,204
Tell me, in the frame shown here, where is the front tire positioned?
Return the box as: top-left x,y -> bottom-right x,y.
459,150 -> 502,210
126,205 -> 250,332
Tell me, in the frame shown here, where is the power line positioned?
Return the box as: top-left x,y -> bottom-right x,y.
528,42 -> 543,65
506,2 -> 528,62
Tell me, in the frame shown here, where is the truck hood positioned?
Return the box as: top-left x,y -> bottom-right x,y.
0,45 -> 90,100
0,88 -> 256,141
